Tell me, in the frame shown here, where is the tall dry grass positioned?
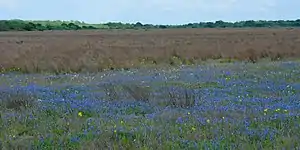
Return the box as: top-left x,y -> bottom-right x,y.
0,28 -> 300,73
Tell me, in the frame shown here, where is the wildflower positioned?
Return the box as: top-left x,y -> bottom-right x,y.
188,112 -> 191,115
176,117 -> 184,124
264,109 -> 268,112
121,120 -> 124,124
71,136 -> 80,143
284,110 -> 288,112
191,127 -> 196,131
275,108 -> 280,112
78,111 -> 83,117
222,117 -> 225,119
206,119 -> 210,123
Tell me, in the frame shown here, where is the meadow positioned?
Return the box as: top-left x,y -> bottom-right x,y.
0,60 -> 300,149
0,28 -> 300,149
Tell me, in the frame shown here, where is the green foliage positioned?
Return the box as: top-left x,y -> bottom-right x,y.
1,19 -> 300,32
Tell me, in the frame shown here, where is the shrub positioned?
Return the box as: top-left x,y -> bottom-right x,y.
103,83 -> 119,101
0,89 -> 37,111
122,84 -> 151,103
165,87 -> 196,108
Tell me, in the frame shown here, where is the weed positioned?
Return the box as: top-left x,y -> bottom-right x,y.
103,83 -> 119,101
122,84 -> 151,103
0,90 -> 37,111
166,87 -> 196,108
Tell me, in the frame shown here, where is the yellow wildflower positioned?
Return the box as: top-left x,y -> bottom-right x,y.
78,111 -> 83,117
191,127 -> 196,131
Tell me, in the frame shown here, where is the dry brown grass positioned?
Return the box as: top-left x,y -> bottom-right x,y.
1,28 -> 300,73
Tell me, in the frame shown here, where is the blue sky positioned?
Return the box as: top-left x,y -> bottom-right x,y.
0,0 -> 299,25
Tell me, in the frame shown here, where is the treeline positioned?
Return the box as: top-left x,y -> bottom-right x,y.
0,20 -> 97,31
1,19 -> 300,31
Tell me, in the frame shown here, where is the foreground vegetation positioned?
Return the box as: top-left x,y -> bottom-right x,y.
0,60 -> 299,149
1,19 -> 300,31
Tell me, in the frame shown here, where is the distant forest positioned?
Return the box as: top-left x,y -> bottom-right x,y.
1,19 -> 300,31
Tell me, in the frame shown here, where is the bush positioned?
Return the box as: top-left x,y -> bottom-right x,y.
122,84 -> 151,103
164,87 -> 196,108
0,89 -> 37,111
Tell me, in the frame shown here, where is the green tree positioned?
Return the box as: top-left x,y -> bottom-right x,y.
215,20 -> 226,28
134,22 -> 143,28
23,22 -> 36,31
67,23 -> 81,30
204,22 -> 215,28
0,21 -> 10,31
35,23 -> 46,31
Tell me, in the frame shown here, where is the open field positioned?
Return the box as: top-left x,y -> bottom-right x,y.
1,28 -> 300,149
0,60 -> 300,149
1,28 -> 300,73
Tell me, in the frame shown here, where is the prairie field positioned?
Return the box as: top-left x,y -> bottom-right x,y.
1,28 -> 300,72
0,28 -> 300,149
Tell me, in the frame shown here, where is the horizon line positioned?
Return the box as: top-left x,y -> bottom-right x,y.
3,18 -> 300,26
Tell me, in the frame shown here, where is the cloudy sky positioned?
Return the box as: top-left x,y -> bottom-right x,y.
0,0 -> 299,24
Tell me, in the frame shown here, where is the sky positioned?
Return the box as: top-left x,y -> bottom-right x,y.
0,0 -> 299,25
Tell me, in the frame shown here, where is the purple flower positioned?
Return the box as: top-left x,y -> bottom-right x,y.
70,136 -> 80,143
176,117 -> 184,124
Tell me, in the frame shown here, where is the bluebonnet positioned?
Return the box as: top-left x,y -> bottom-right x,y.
0,60 -> 299,149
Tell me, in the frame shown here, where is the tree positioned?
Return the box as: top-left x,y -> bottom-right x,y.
82,25 -> 97,29
158,25 -> 167,29
294,19 -> 300,26
204,22 -> 215,28
35,23 -> 46,31
134,22 -> 143,28
215,20 -> 226,28
23,22 -> 36,31
61,23 -> 69,29
0,21 -> 10,31
67,23 -> 81,30
244,20 -> 256,27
